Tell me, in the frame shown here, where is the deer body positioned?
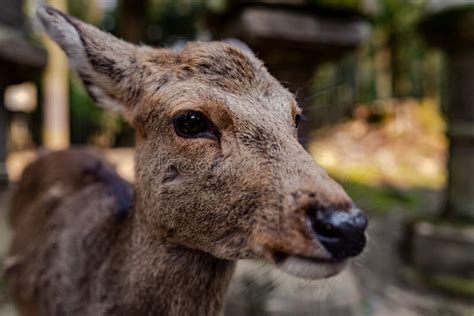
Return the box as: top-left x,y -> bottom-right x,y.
6,7 -> 368,316
7,149 -> 233,315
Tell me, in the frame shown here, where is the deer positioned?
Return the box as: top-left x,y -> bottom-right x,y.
5,6 -> 368,316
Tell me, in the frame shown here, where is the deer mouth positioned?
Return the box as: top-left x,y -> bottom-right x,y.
271,251 -> 347,279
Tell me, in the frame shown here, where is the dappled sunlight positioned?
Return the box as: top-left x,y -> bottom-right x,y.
310,98 -> 447,190
6,150 -> 37,182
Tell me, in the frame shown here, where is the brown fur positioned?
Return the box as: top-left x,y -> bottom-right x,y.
5,6 -> 363,316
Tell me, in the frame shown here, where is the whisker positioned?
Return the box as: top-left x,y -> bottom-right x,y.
300,81 -> 345,107
295,279 -> 311,293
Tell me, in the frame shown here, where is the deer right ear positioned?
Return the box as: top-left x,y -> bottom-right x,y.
37,6 -> 142,112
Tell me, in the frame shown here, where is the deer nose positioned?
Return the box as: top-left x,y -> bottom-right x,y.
308,207 -> 368,260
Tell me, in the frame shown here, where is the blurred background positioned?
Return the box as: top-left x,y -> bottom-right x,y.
0,0 -> 473,315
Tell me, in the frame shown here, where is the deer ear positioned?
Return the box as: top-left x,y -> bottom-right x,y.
37,6 -> 142,112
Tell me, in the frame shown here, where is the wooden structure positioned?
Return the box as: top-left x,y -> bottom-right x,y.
0,0 -> 47,187
405,2 -> 474,298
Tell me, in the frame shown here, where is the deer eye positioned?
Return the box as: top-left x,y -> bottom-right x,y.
173,111 -> 219,140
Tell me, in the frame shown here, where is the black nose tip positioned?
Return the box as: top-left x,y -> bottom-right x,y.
309,208 -> 368,260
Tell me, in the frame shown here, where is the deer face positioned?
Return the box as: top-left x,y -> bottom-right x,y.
39,6 -> 367,279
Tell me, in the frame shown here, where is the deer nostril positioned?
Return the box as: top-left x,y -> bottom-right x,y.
308,208 -> 368,260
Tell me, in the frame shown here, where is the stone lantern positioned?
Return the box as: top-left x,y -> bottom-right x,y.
404,1 -> 474,298
0,0 -> 47,188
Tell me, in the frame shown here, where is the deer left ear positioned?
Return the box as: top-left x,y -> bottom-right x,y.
37,6 -> 142,112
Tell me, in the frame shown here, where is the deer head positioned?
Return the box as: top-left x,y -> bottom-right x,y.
38,6 -> 367,279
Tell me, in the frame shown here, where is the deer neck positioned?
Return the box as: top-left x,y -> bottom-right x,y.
119,207 -> 236,315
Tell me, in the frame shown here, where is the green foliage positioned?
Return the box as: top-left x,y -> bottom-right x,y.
68,1 -> 88,21
67,0 -> 96,23
376,0 -> 426,32
146,0 -> 209,45
307,0 -> 434,114
374,0 -> 428,98
310,55 -> 358,126
69,77 -> 104,144
310,0 -> 364,10
69,77 -> 131,146
339,179 -> 422,214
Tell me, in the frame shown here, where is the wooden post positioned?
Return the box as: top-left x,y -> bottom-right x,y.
0,88 -> 8,187
417,5 -> 474,222
445,51 -> 474,221
42,0 -> 69,149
